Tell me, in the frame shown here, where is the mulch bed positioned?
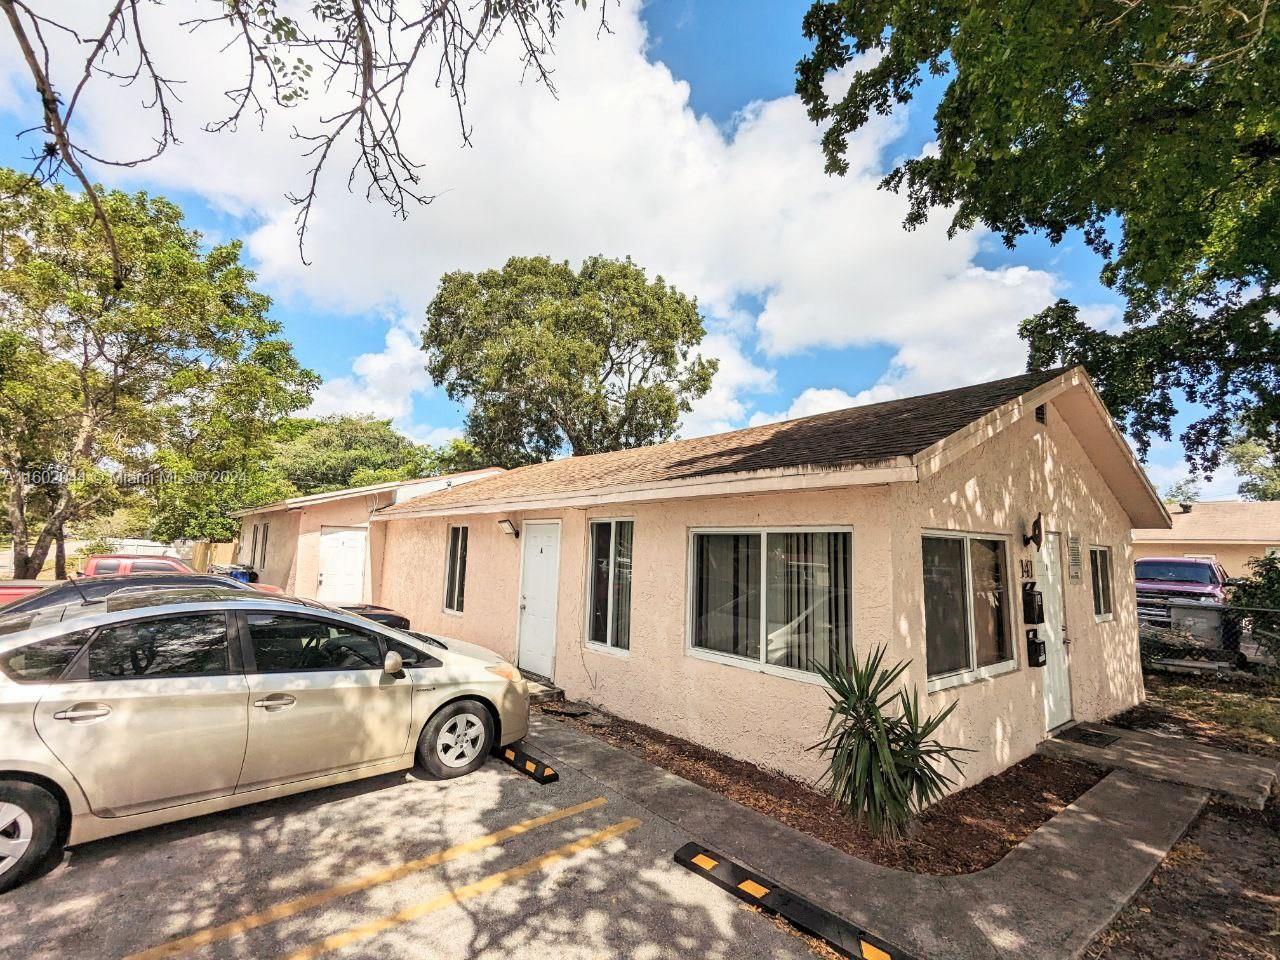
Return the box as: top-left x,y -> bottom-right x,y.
1086,800 -> 1280,960
536,701 -> 1105,876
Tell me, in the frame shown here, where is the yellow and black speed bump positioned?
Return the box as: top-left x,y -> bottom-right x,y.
499,743 -> 559,784
674,842 -> 916,960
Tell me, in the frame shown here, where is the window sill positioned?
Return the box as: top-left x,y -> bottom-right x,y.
1095,613 -> 1114,624
685,646 -> 829,687
442,608 -> 464,618
584,641 -> 630,659
927,659 -> 1019,694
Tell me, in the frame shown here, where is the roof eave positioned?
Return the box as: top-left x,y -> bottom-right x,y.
372,459 -> 918,520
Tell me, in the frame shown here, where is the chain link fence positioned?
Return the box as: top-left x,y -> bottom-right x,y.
1138,595 -> 1279,670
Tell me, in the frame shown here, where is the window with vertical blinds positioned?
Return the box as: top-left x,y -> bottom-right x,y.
922,533 -> 1014,682
588,520 -> 633,650
690,529 -> 852,677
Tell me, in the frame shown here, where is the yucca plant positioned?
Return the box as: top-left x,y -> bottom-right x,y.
811,645 -> 969,840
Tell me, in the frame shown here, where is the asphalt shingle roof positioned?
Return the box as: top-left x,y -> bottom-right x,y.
378,367 -> 1070,516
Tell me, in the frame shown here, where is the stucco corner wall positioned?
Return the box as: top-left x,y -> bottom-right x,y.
890,400 -> 1144,789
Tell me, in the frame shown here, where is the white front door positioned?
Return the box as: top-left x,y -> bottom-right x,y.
517,521 -> 561,680
317,526 -> 367,603
1037,531 -> 1073,730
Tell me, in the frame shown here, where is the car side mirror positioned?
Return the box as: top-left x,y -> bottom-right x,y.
383,650 -> 404,674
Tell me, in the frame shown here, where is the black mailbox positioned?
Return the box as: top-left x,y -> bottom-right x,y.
1026,629 -> 1047,667
1022,580 -> 1045,625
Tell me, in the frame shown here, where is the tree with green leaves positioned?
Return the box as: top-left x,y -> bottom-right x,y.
422,256 -> 718,467
1226,438 -> 1280,501
272,415 -> 433,494
0,168 -> 316,576
798,0 -> 1279,472
1163,478 -> 1202,505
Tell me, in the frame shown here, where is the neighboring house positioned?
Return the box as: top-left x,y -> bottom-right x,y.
231,469 -> 502,603
371,366 -> 1169,789
1133,500 -> 1280,578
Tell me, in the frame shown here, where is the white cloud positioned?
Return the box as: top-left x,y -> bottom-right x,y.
1141,439 -> 1243,502
2,2 -> 1094,432
306,317 -> 448,440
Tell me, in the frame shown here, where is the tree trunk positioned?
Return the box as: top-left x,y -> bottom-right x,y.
54,524 -> 67,580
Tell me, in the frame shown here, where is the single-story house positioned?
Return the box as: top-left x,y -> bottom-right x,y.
231,469 -> 502,603
371,366 -> 1169,788
1133,500 -> 1280,578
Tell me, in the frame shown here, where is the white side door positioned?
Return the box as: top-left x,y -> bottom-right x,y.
317,526 -> 367,603
1037,532 -> 1073,731
517,521 -> 561,680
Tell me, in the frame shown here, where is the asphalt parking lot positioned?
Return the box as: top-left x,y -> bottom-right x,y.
0,732 -> 815,960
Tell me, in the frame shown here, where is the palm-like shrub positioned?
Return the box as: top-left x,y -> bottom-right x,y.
811,646 -> 969,839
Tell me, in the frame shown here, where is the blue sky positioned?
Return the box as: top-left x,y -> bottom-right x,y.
0,0 -> 1229,497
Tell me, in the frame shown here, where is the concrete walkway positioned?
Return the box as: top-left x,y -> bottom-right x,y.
1039,721 -> 1280,809
527,716 -> 1207,960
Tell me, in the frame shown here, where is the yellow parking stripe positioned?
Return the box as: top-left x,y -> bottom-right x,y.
126,797 -> 608,960
281,817 -> 644,960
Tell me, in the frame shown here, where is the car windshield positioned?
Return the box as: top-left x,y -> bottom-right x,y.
1135,560 -> 1216,585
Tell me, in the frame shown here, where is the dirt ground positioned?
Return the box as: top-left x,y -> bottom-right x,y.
536,701 -> 1103,875
1112,670 -> 1280,759
1087,800 -> 1280,960
1088,670 -> 1280,960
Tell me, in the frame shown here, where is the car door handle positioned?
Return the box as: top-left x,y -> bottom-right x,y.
53,704 -> 112,723
254,694 -> 297,710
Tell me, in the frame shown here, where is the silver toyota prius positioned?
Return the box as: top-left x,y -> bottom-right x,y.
0,588 -> 529,893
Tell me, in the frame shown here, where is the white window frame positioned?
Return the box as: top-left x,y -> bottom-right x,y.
923,530 -> 1019,694
259,522 -> 270,569
247,524 -> 259,567
684,525 -> 854,686
584,518 -> 634,655
443,525 -> 468,615
1089,545 -> 1114,622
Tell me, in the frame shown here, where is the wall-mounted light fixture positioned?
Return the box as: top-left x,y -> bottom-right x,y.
1023,511 -> 1044,550
497,519 -> 520,539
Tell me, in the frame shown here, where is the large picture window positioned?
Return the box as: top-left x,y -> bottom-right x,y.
922,533 -> 1014,684
444,525 -> 468,613
690,529 -> 852,677
1090,546 -> 1113,620
587,520 -> 633,650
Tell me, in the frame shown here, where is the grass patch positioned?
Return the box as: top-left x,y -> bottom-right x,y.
1113,671 -> 1280,758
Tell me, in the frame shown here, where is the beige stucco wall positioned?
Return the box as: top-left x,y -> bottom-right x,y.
890,400 -> 1144,786
375,398 -> 1145,792
1132,541 -> 1273,579
238,492 -> 393,600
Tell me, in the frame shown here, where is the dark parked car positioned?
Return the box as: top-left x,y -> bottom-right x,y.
341,603 -> 411,630
0,573 -> 277,617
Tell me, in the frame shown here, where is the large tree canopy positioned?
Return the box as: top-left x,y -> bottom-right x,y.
422,256 -> 717,467
0,168 -> 316,574
798,0 -> 1279,471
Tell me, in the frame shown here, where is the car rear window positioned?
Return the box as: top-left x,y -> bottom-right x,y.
91,559 -> 122,574
0,630 -> 94,683
130,559 -> 181,572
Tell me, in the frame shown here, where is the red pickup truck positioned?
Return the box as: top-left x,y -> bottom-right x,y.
80,554 -> 195,576
0,555 -> 197,607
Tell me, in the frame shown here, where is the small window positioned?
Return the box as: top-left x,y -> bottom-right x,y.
690,529 -> 852,676
444,526 -> 468,613
92,558 -> 121,575
87,614 -> 230,679
923,534 -> 1014,682
0,630 -> 93,683
1090,546 -> 1114,620
260,523 -> 270,569
588,520 -> 633,650
249,524 -> 259,566
246,614 -> 383,672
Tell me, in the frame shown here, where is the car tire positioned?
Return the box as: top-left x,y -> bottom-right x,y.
416,700 -> 495,780
0,781 -> 62,895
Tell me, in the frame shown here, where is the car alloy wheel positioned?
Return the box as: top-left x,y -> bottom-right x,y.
0,801 -> 34,881
435,714 -> 485,768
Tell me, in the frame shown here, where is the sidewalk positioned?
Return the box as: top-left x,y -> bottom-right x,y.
527,715 -> 1207,960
